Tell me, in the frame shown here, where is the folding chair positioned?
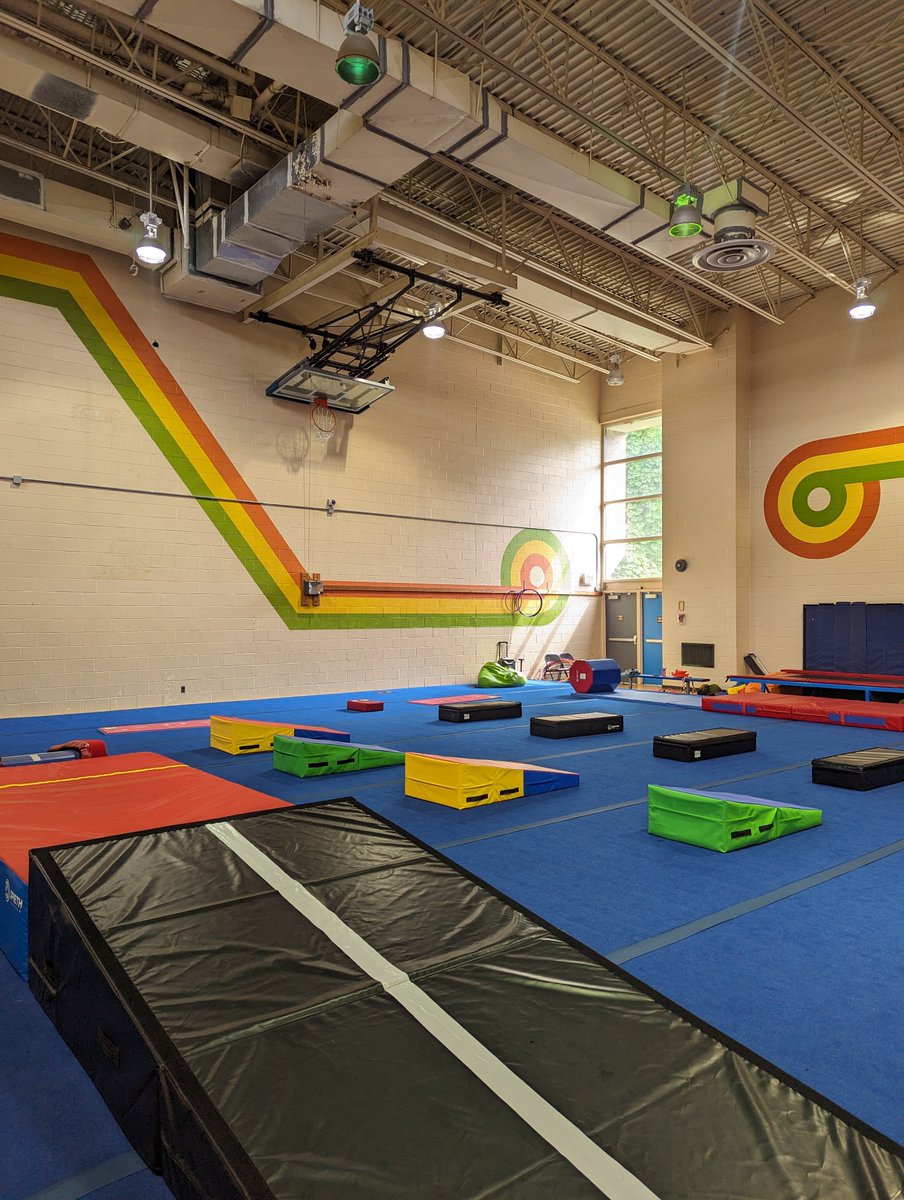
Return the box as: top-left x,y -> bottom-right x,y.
542,653 -> 574,681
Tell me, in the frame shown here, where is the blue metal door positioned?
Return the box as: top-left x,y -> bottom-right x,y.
642,592 -> 663,677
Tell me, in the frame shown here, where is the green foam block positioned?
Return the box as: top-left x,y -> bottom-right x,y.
648,785 -> 822,853
273,735 -> 405,779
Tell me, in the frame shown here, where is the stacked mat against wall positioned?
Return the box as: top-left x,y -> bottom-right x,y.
0,752 -> 288,978
29,800 -> 904,1199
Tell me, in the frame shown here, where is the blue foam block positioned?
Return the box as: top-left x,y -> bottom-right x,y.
1,749 -> 80,767
0,863 -> 28,978
522,767 -> 580,795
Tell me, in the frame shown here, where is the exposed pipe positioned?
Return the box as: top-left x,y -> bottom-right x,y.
168,159 -> 190,249
252,82 -> 287,115
1,473 -> 601,583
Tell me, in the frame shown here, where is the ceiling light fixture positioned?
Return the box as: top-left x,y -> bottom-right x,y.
668,182 -> 704,239
134,212 -> 168,266
133,153 -> 169,268
606,354 -> 625,387
421,305 -> 446,340
849,277 -> 876,320
336,3 -> 382,86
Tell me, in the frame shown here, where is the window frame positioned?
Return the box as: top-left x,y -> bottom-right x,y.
602,416 -> 663,584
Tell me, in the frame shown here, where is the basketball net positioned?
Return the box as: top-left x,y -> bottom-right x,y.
311,395 -> 337,444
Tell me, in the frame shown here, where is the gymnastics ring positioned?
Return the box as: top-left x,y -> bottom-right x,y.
505,587 -> 544,618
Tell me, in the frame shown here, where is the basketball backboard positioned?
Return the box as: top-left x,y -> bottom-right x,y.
266,362 -> 395,413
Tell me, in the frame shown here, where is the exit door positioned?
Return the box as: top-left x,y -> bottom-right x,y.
605,592 -> 637,672
642,592 -> 663,677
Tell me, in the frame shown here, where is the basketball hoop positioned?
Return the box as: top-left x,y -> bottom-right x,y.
311,395 -> 337,443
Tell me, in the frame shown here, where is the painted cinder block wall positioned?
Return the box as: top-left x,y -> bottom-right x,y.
749,269 -> 904,669
600,320 -> 753,685
0,224 -> 602,717
603,279 -> 904,684
660,314 -> 751,683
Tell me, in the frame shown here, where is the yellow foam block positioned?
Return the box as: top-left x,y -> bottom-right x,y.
405,753 -> 524,809
210,715 -> 296,755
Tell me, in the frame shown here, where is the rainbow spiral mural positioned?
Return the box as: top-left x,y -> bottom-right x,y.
764,426 -> 904,558
0,234 -> 571,627
500,529 -> 570,623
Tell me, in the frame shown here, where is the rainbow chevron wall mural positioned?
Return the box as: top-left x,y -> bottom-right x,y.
0,234 -> 570,628
765,426 -> 904,559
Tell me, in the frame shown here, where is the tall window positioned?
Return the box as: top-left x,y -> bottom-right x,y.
602,414 -> 662,581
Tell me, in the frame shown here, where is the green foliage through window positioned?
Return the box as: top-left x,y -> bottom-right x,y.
603,416 -> 662,582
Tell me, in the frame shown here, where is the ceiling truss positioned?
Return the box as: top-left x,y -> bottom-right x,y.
0,0 -> 898,383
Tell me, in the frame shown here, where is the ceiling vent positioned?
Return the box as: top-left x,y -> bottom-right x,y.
0,161 -> 43,209
692,180 -> 773,273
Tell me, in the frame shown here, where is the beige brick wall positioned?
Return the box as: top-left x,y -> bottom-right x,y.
0,224 -> 602,716
597,278 -> 904,684
659,315 -> 752,682
749,270 -> 904,669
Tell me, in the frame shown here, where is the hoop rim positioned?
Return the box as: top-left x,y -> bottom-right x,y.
311,401 -> 337,433
504,587 -> 544,617
515,587 -> 544,616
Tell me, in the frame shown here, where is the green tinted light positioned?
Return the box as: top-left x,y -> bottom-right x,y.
674,193 -> 698,208
668,219 -> 703,238
336,53 -> 382,85
336,31 -> 382,85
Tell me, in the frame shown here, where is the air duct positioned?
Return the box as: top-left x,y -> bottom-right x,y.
0,33 -> 272,185
98,0 -> 707,266
90,0 -> 732,344
192,108 -> 430,285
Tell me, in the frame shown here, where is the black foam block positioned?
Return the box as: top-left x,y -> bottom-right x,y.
652,727 -> 756,762
530,712 -> 623,739
438,700 -> 522,722
811,747 -> 904,790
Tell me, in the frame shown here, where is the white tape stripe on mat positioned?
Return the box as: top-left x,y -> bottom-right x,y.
208,821 -> 659,1200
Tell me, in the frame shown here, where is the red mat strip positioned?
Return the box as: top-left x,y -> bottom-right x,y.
409,694 -> 499,706
703,694 -> 904,731
0,752 -> 287,879
99,719 -> 211,733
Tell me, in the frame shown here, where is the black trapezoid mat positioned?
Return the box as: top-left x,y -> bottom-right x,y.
28,797 -> 904,1200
